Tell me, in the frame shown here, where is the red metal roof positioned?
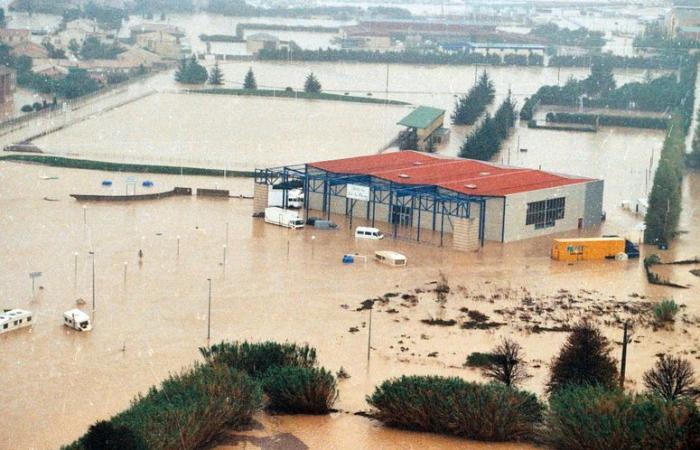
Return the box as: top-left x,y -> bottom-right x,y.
308,151 -> 592,197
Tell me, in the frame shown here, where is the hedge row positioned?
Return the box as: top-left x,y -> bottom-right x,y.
545,112 -> 669,130
368,376 -> 700,447
0,154 -> 254,177
192,87 -> 409,105
258,47 -> 545,66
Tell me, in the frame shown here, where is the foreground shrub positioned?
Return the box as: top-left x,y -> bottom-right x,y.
653,298 -> 680,323
263,366 -> 338,414
83,421 -> 144,450
63,363 -> 262,450
200,340 -> 317,378
543,385 -> 700,449
547,321 -> 618,393
465,352 -> 496,367
367,375 -> 543,441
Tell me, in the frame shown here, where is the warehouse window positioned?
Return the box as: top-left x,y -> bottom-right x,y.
525,197 -> 566,229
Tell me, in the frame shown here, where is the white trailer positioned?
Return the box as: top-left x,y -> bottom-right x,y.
268,188 -> 304,209
0,309 -> 33,334
264,207 -> 305,229
63,309 -> 92,332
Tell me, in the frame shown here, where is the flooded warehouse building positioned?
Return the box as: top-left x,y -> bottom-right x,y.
254,151 -> 604,250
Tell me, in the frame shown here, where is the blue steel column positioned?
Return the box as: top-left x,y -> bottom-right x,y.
304,165 -> 310,218
371,188 -> 376,227
439,201 -> 445,247
282,167 -> 288,209
479,199 -> 486,247
416,195 -> 421,242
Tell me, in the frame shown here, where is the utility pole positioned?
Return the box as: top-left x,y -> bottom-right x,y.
367,304 -> 373,363
207,278 -> 212,342
89,251 -> 95,313
620,321 -> 630,388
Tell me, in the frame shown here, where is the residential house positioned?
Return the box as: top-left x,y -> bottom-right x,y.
246,33 -> 279,54
10,41 -> 49,59
665,6 -> 700,39
0,29 -> 31,46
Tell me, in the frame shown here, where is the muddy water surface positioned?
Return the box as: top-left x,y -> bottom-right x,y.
1,162 -> 699,449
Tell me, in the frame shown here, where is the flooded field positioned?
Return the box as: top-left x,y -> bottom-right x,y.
33,92 -> 409,170
1,161 -> 699,449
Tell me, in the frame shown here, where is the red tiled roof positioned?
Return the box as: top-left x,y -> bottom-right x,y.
308,151 -> 592,197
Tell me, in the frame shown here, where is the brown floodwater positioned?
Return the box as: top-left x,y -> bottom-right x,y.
1,161 -> 699,450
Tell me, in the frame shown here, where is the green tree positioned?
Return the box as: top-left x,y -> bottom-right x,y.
57,68 -> 101,99
208,61 -> 224,85
584,61 -> 616,96
79,36 -> 124,60
644,355 -> 700,401
243,67 -> 257,89
174,55 -> 208,84
0,42 -> 13,67
304,72 -> 321,93
451,71 -> 495,125
0,8 -> 6,28
68,39 -> 80,55
547,321 -> 618,394
83,420 -> 143,450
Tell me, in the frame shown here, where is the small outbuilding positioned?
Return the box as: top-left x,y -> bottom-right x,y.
397,106 -> 449,151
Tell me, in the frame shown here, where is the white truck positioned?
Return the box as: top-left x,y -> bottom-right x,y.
268,187 -> 304,209
264,207 -> 305,229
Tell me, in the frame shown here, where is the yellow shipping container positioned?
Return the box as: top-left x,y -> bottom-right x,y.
551,237 -> 626,261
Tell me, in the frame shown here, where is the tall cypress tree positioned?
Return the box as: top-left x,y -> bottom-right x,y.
304,72 -> 322,93
243,67 -> 257,89
208,61 -> 224,85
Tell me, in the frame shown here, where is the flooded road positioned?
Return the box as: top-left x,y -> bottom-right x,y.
1,162 -> 698,449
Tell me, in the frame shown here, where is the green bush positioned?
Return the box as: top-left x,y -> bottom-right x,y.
542,385 -> 700,449
200,341 -> 317,378
263,366 -> 338,414
20,104 -> 33,113
367,375 -> 543,441
465,352 -> 496,367
83,421 -> 144,450
653,299 -> 680,323
64,363 -> 262,450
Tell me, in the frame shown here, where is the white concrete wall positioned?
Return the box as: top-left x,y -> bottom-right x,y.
484,197 -> 505,242
502,181 -> 603,242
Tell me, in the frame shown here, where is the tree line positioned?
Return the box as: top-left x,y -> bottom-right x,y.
451,72 -> 495,125
459,95 -> 517,161
206,0 -> 411,20
258,47 -> 545,67
529,22 -> 605,48
548,53 -> 683,70
520,58 -> 697,123
175,59 -> 323,95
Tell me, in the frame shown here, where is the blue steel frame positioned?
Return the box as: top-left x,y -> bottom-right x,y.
254,164 -> 487,247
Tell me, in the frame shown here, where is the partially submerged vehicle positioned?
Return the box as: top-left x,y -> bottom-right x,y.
63,309 -> 92,332
374,250 -> 407,267
0,309 -> 33,334
355,226 -> 384,240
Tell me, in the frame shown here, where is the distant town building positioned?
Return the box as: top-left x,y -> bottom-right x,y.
0,67 -> 16,104
130,24 -> 184,60
246,33 -> 280,54
10,41 -> 49,59
439,42 -> 546,56
665,6 -> 700,39
0,29 -> 31,46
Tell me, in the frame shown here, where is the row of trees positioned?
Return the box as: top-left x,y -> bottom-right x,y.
175,60 -> 324,94
259,47 -> 544,67
459,95 -> 517,161
451,72 -> 495,125
520,60 -> 694,121
530,22 -> 605,48
206,0 -> 411,19
549,53 -> 684,70
369,320 -> 700,447
644,114 -> 685,245
689,110 -> 700,169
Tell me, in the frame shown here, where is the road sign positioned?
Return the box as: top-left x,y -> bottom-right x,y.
347,184 -> 370,201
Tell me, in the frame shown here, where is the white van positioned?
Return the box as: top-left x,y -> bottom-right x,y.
0,309 -> 33,334
63,309 -> 92,332
374,250 -> 407,267
355,226 -> 384,240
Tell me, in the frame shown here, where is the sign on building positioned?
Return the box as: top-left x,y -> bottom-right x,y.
346,184 -> 370,201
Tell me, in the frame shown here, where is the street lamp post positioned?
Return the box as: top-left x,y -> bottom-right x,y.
177,235 -> 180,256
73,251 -> 78,288
89,251 -> 95,313
83,205 -> 87,225
207,278 -> 212,342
